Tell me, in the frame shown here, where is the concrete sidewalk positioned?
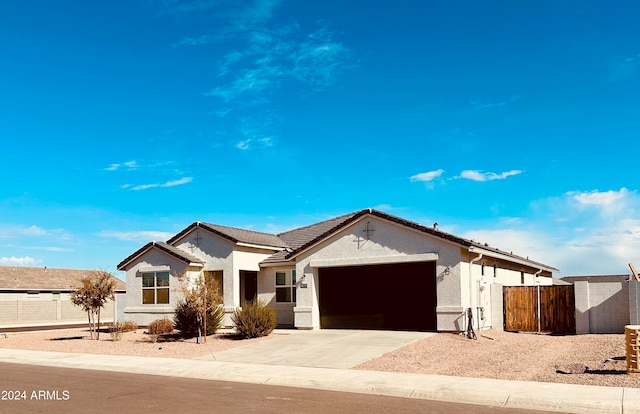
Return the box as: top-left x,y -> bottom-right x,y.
1,348 -> 639,414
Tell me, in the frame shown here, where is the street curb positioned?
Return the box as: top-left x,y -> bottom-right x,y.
0,348 -> 637,414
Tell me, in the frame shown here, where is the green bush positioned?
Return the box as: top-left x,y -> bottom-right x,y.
232,299 -> 277,338
174,300 -> 225,338
148,318 -> 174,335
121,320 -> 138,332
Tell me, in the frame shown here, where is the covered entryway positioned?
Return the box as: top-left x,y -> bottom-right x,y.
240,270 -> 257,306
318,261 -> 437,331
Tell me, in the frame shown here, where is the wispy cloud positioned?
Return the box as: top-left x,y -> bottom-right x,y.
572,188 -> 629,207
172,34 -> 217,48
232,114 -> 278,150
6,245 -> 73,252
410,169 -> 444,182
105,160 -> 138,171
470,95 -> 521,110
193,6 -> 352,103
568,188 -> 631,219
155,0 -> 221,16
98,230 -> 173,242
168,1 -> 354,151
609,54 -> 639,82
235,137 -> 274,150
461,187 -> 640,276
290,24 -> 352,87
459,169 -> 522,182
1,256 -> 37,265
124,176 -> 193,191
0,224 -> 53,239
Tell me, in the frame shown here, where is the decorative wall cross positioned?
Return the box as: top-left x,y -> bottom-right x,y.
194,231 -> 203,246
362,221 -> 375,239
189,231 -> 203,253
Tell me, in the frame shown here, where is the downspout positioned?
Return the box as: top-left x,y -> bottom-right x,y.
469,253 -> 483,332
534,268 -> 543,333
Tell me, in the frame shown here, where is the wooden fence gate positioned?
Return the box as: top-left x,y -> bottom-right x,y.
503,285 -> 576,334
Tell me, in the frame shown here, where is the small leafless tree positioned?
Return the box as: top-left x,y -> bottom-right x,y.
71,271 -> 116,340
175,271 -> 223,343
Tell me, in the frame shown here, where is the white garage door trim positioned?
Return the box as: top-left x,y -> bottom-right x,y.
310,253 -> 438,268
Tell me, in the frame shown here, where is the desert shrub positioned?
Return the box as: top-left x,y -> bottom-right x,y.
173,299 -> 199,338
121,320 -> 138,332
174,300 -> 225,338
109,322 -> 124,341
148,318 -> 173,335
207,303 -> 225,334
232,299 -> 277,339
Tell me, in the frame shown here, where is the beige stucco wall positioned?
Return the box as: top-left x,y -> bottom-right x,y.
121,248 -> 200,326
258,266 -> 296,326
291,215 -> 464,330
127,229 -> 280,327
173,230 -> 235,323
461,250 -> 554,332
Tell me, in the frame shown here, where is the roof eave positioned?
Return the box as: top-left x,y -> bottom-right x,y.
468,245 -> 559,273
117,242 -> 204,271
236,242 -> 287,251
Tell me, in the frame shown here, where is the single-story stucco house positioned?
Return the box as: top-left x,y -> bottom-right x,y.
0,266 -> 126,327
117,209 -> 558,331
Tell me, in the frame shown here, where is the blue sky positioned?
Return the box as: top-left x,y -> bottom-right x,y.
1,1 -> 639,280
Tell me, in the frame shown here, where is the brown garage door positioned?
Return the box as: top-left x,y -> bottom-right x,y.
319,261 -> 437,331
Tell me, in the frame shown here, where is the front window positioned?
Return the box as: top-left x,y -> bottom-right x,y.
275,270 -> 296,303
142,271 -> 170,304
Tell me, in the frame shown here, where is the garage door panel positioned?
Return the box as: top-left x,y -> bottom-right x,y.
319,262 -> 437,331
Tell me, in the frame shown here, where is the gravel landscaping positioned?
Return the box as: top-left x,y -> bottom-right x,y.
356,329 -> 640,388
0,327 -> 271,359
1,327 -> 639,388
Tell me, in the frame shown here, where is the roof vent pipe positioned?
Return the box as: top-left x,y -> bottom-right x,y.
433,222 -> 438,231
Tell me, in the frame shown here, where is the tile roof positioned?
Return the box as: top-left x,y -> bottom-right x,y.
261,209 -> 558,272
117,241 -> 204,271
119,208 -> 558,273
0,266 -> 126,291
199,222 -> 289,248
166,222 -> 289,249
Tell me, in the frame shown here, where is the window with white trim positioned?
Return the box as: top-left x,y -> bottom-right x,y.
275,270 -> 296,303
142,271 -> 170,304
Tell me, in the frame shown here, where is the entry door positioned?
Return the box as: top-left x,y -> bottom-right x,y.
240,271 -> 257,305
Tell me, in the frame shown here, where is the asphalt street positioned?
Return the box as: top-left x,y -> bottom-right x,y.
0,362 -> 565,414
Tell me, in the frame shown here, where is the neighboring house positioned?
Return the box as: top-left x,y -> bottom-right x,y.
117,209 -> 558,331
0,266 -> 126,327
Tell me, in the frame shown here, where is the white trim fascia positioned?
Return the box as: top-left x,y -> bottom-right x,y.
467,246 -> 558,273
139,265 -> 171,273
260,261 -> 294,268
310,253 -> 439,268
235,242 -> 287,251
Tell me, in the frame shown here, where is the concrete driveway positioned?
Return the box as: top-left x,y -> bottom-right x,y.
196,329 -> 435,369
